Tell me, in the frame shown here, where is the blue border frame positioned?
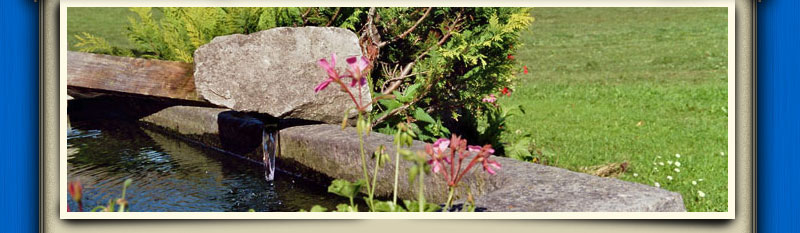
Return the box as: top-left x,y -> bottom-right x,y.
0,0 -> 40,233
757,1 -> 800,233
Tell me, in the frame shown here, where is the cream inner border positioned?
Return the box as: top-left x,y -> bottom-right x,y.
59,0 -> 736,219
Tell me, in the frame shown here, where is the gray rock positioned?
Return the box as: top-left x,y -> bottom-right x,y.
193,27 -> 371,124
139,106 -> 267,163
279,124 -> 686,212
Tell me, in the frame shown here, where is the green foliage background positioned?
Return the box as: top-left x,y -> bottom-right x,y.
74,7 -> 532,145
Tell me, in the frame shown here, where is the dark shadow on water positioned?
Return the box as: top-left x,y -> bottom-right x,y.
67,95 -> 213,122
67,119 -> 352,212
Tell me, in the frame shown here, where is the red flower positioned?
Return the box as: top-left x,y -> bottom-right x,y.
68,181 -> 82,203
68,180 -> 83,211
507,54 -> 515,60
501,87 -> 512,96
523,65 -> 529,74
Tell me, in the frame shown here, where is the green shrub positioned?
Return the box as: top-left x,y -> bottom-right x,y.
73,7 -> 533,150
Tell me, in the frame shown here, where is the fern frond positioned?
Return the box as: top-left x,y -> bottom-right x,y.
74,32 -> 114,54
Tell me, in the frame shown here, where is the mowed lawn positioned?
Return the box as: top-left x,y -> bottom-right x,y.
504,8 -> 728,212
67,7 -> 163,51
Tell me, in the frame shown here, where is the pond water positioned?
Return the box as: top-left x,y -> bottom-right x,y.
66,120 -> 350,212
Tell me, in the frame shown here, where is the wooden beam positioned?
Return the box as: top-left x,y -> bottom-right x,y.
67,51 -> 206,102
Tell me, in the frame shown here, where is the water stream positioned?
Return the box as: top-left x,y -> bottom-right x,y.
262,126 -> 278,182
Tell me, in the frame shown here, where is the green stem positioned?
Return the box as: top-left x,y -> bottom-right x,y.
393,141 -> 401,206
418,162 -> 425,212
357,115 -> 372,204
445,187 -> 455,212
119,182 -> 128,212
369,150 -> 381,210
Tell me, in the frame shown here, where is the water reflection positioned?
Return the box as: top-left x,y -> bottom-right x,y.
67,120 -> 348,212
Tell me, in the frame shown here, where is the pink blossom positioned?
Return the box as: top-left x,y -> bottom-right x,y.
346,56 -> 369,87
482,159 -> 502,175
314,53 -> 339,92
428,159 -> 443,174
482,94 -> 497,103
433,138 -> 450,155
468,145 -> 495,157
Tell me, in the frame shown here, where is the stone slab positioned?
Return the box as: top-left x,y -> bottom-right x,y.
139,106 -> 686,212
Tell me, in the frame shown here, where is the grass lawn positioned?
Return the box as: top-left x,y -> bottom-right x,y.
67,7 -> 164,51
505,8 -> 729,212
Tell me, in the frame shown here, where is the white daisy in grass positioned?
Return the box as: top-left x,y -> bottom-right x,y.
654,182 -> 661,188
699,178 -> 704,181
633,173 -> 639,177
674,168 -> 680,173
720,151 -> 725,156
667,160 -> 673,165
657,155 -> 662,159
676,153 -> 681,158
675,161 -> 681,167
698,190 -> 706,198
667,176 -> 673,181
659,162 -> 665,166
692,181 -> 697,185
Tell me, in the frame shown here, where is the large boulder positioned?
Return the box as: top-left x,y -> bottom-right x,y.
193,27 -> 371,124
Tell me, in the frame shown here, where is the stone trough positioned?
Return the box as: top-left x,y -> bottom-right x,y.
140,105 -> 686,212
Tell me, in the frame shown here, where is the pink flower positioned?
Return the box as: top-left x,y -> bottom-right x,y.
314,53 -> 339,93
469,145 -> 495,156
346,56 -> 369,87
482,159 -> 502,175
468,145 -> 482,153
428,159 -> 443,174
433,138 -> 450,154
482,94 -> 497,103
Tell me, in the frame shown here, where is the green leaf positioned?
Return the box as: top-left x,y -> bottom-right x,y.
403,200 -> 442,212
372,200 -> 407,212
506,137 -> 532,161
379,99 -> 403,111
309,205 -> 328,212
335,204 -> 358,212
413,108 -> 436,124
403,82 -> 423,98
327,179 -> 364,199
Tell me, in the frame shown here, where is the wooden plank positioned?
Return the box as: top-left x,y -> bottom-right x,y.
67,51 -> 205,102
